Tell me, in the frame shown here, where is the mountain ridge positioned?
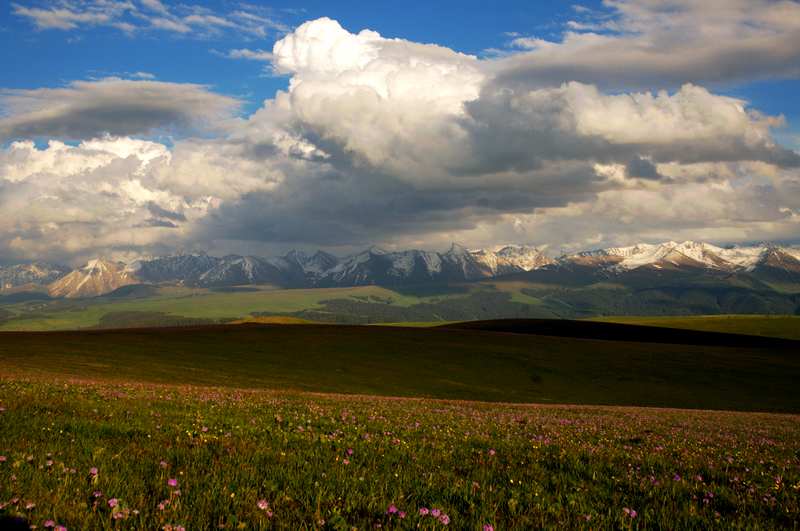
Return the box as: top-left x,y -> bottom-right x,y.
1,240 -> 798,298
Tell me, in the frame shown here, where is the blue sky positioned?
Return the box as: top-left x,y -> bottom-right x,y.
0,0 -> 799,263
1,1 -> 610,114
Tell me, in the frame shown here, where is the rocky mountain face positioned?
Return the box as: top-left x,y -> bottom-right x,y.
0,262 -> 69,291
48,259 -> 138,298
558,241 -> 800,282
3,241 -> 798,298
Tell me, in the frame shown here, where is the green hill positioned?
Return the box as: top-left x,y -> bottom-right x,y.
1,322 -> 798,412
592,314 -> 800,340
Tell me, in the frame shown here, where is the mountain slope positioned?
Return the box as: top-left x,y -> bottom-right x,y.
48,259 -> 138,298
0,262 -> 69,291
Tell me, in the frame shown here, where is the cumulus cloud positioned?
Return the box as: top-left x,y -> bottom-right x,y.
493,0 -> 800,90
2,11 -> 800,263
12,0 -> 286,38
0,78 -> 240,141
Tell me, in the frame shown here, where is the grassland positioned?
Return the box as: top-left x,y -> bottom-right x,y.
0,285 -> 466,331
1,323 -> 799,528
594,314 -> 800,340
0,323 -> 798,412
1,378 -> 798,529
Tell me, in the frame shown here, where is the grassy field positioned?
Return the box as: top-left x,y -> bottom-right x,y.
0,323 -> 798,411
1,323 -> 799,528
593,315 -> 800,340
1,378 -> 798,529
0,285 -> 462,331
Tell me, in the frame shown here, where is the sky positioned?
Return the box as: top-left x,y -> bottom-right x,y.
1,0 -> 799,265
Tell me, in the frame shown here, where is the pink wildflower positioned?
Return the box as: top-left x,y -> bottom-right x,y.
439,514 -> 450,525
623,507 -> 638,518
0,456 -> 6,462
387,504 -> 398,514
55,527 -> 67,531
483,525 -> 494,531
168,478 -> 178,488
419,507 -> 429,516
44,521 -> 55,528
347,448 -> 354,455
93,491 -> 102,498
159,461 -> 168,469
398,511 -> 406,519
431,508 -> 441,517
488,449 -> 496,456
108,498 -> 118,508
257,499 -> 269,511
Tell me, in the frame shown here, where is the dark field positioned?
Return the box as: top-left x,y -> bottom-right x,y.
0,321 -> 798,411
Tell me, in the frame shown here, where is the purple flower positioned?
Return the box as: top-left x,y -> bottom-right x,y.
439,514 -> 450,525
623,507 -> 637,518
483,525 -> 494,531
93,491 -> 103,498
108,498 -> 118,508
347,448 -> 354,456
398,511 -> 406,519
431,508 -> 441,517
673,474 -> 681,482
168,478 -> 178,487
387,504 -> 398,514
419,507 -> 429,516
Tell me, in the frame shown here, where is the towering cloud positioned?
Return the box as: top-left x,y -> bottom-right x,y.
1,4 -> 799,264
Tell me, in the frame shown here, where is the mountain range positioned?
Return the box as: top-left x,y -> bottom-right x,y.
1,241 -> 798,299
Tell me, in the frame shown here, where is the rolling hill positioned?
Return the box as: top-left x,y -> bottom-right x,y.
1,321 -> 798,412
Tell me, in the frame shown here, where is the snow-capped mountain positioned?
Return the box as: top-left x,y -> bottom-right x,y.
196,255 -> 303,287
472,245 -> 553,276
48,259 -> 138,298
126,253 -> 222,284
3,240 -> 797,299
0,262 -> 69,291
561,241 -> 800,277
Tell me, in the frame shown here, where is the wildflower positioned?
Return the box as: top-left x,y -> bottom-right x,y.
257,499 -> 269,511
431,508 -> 441,517
44,521 -> 55,528
343,458 -> 350,465
439,514 -> 450,525
168,478 -> 179,487
488,449 -> 496,456
201,426 -> 209,433
55,526 -> 67,531
387,504 -> 398,514
93,491 -> 103,498
25,502 -> 35,510
623,507 -> 637,518
0,456 -> 6,463
347,448 -> 354,456
484,525 -> 495,531
89,467 -> 98,477
419,507 -> 429,516
160,461 -> 168,469
108,498 -> 118,508
673,474 -> 681,481
398,511 -> 406,519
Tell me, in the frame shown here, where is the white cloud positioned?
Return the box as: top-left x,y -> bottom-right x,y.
0,78 -> 240,141
12,0 -> 286,39
2,12 -> 800,262
494,0 -> 800,90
